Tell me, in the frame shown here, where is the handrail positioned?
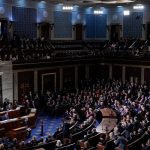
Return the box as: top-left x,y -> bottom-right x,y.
20,140 -> 57,150
71,119 -> 96,142
55,143 -> 75,150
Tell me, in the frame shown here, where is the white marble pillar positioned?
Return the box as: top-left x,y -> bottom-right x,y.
59,68 -> 63,90
0,61 -> 13,102
141,67 -> 144,85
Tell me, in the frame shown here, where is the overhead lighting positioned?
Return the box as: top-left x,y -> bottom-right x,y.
40,1 -> 46,3
97,0 -> 134,4
62,6 -> 73,10
117,5 -> 122,7
100,0 -> 117,4
123,10 -> 130,16
94,10 -> 103,14
133,4 -> 144,10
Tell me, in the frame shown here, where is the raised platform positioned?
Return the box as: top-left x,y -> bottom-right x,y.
96,108 -> 117,133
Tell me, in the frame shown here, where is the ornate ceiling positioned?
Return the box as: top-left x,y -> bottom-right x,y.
32,0 -> 137,5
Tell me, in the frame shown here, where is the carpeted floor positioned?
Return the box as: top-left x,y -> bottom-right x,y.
26,111 -> 99,142
26,112 -> 62,142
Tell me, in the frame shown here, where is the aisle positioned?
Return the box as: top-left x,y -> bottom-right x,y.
26,112 -> 62,141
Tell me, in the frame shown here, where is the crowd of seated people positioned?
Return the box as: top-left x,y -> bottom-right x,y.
0,78 -> 150,149
24,79 -> 150,149
1,37 -> 150,63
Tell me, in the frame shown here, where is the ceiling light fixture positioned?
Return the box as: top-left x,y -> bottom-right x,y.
133,4 -> 144,10
94,10 -> 104,14
123,10 -> 130,16
62,6 -> 73,10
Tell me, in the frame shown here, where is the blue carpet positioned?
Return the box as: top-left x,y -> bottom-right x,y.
26,113 -> 62,142
26,111 -> 99,142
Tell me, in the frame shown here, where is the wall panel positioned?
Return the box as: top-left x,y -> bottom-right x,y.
12,7 -> 37,38
54,11 -> 72,38
123,12 -> 143,38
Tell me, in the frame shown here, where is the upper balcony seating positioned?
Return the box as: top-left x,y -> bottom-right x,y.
0,38 -> 150,64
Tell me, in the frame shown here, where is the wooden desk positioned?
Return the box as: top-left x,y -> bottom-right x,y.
0,108 -> 37,138
9,126 -> 27,141
100,108 -> 117,118
0,108 -> 21,119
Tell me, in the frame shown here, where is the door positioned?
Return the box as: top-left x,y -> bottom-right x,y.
42,73 -> 56,93
40,22 -> 50,39
146,23 -> 150,40
110,24 -> 121,41
75,24 -> 83,40
0,18 -> 8,40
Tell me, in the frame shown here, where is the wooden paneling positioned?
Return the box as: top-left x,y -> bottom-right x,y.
78,65 -> 86,86
99,65 -> 109,80
112,65 -> 122,80
38,69 -> 59,93
89,64 -> 96,79
126,67 -> 141,83
18,71 -> 34,98
144,68 -> 150,83
63,67 -> 75,90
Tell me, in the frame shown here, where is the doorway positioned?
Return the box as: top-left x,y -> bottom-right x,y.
42,73 -> 56,93
40,22 -> 50,39
74,24 -> 83,40
0,18 -> 8,40
110,24 -> 121,41
146,23 -> 150,40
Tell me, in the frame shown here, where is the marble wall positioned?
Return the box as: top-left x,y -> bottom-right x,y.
0,61 -> 13,103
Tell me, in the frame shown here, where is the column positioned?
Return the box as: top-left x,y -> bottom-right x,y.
13,72 -> 18,101
122,66 -> 126,83
34,70 -> 38,93
85,64 -> 89,80
109,65 -> 112,79
75,66 -> 78,89
59,68 -> 63,90
141,67 -> 144,85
